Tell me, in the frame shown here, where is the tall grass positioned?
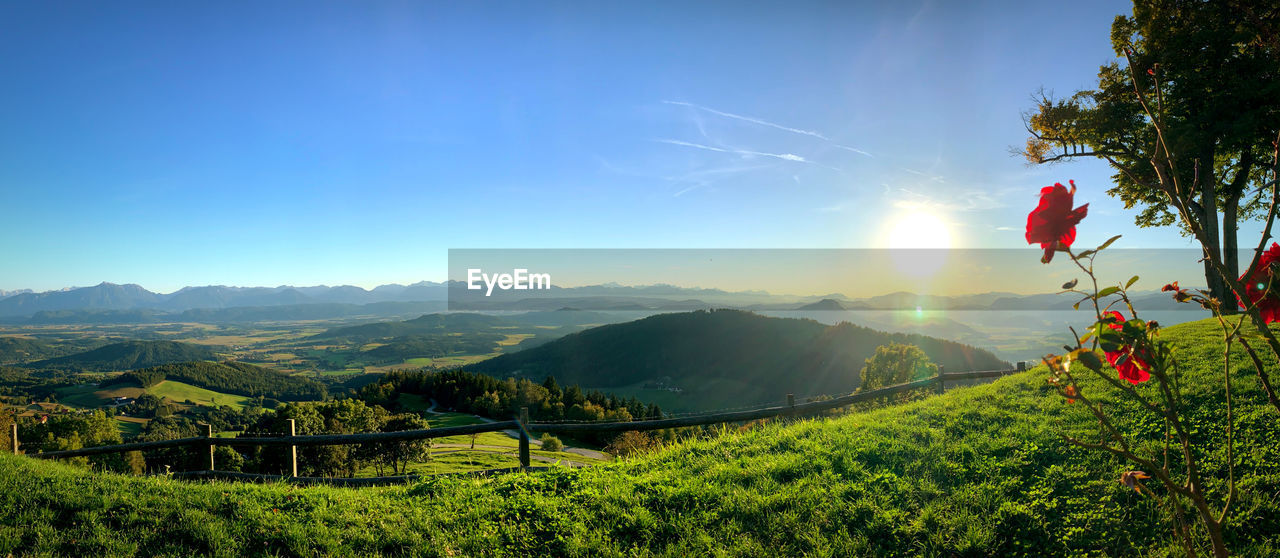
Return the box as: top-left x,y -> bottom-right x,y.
1,318 -> 1277,556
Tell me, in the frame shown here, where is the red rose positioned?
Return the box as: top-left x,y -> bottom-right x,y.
1239,242 -> 1280,324
1026,180 -> 1089,263
1104,311 -> 1151,384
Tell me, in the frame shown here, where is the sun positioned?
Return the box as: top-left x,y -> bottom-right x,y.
881,208 -> 954,279
884,209 -> 953,249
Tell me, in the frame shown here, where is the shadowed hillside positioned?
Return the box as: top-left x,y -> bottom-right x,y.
29,340 -> 219,372
466,309 -> 1009,410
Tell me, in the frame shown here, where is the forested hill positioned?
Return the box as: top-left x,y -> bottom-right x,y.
466,309 -> 1009,410
103,361 -> 326,401
29,340 -> 219,372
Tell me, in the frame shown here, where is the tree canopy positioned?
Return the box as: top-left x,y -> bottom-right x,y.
1023,0 -> 1280,311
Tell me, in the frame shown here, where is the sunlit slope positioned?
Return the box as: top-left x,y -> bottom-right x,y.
1,319 -> 1277,556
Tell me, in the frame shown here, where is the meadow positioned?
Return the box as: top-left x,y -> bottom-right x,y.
2,318 -> 1276,556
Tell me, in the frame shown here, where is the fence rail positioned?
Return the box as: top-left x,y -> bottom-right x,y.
14,363 -> 1028,481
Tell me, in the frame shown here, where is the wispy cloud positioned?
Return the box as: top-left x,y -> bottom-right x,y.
657,139 -> 810,164
663,100 -> 828,140
901,167 -> 945,183
664,163 -> 774,197
664,100 -> 874,158
836,145 -> 874,157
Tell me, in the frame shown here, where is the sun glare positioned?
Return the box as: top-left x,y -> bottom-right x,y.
882,209 -> 954,278
884,209 -> 953,249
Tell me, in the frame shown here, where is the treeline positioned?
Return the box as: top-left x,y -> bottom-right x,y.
359,369 -> 662,424
116,399 -> 431,477
102,361 -> 327,401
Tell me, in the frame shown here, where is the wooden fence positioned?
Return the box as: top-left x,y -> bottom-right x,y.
12,363 -> 1028,485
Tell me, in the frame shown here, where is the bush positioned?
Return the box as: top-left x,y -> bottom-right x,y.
539,434 -> 563,452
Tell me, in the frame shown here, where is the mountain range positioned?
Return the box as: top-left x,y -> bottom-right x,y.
0,280 -> 1208,320
0,282 -> 448,318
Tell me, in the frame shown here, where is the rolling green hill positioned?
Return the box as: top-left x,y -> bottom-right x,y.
0,318 -> 1276,555
29,340 -> 219,372
466,309 -> 1010,411
0,336 -> 70,364
104,361 -> 326,401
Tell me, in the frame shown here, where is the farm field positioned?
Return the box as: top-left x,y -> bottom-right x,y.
147,380 -> 252,410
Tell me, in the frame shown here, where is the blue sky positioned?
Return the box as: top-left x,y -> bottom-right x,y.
0,1 -> 1247,293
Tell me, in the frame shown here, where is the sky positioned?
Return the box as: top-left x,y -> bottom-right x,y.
0,0 -> 1258,294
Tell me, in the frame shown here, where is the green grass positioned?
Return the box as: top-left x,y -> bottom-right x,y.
424,411 -> 485,429
113,417 -> 146,438
54,383 -> 108,407
2,318 -> 1279,556
147,381 -> 251,411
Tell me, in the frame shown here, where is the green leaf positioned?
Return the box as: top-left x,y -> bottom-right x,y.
1096,235 -> 1123,251
1099,331 -> 1124,353
1076,350 -> 1104,371
1126,275 -> 1140,289
1097,286 -> 1120,299
1074,249 -> 1095,260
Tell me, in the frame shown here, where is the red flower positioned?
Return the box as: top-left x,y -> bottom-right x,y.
1104,311 -> 1151,384
1026,180 -> 1089,263
1161,281 -> 1179,292
1239,242 -> 1280,324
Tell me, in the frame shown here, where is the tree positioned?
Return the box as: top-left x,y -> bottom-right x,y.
377,414 -> 431,475
859,343 -> 937,391
1022,0 -> 1280,313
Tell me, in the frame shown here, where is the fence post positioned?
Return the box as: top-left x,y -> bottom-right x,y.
936,365 -> 946,394
287,419 -> 298,477
202,423 -> 214,471
1017,361 -> 1026,371
518,407 -> 530,469
10,423 -> 17,455
787,393 -> 795,410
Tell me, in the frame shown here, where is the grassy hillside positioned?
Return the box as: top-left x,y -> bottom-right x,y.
468,309 -> 1010,411
105,361 -> 327,401
30,340 -> 219,372
1,318 -> 1277,556
148,380 -> 253,410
